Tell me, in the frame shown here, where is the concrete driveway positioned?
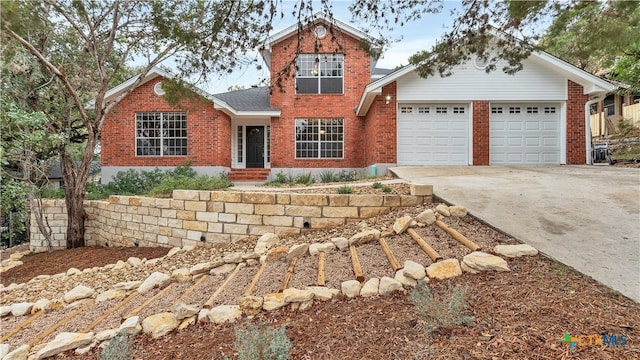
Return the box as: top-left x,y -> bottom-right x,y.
390,166 -> 640,303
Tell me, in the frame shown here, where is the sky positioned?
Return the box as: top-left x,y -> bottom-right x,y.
200,0 -> 461,94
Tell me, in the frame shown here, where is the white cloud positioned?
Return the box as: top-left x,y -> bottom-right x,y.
376,37 -> 438,69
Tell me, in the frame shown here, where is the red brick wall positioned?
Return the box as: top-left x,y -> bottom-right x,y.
269,24 -> 370,168
102,78 -> 230,167
364,82 -> 397,165
566,80 -> 589,164
472,100 -> 490,165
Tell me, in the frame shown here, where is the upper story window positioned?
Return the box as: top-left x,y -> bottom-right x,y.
296,53 -> 343,94
136,112 -> 187,156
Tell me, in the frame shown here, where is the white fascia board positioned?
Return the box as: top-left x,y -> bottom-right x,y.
529,52 -> 616,95
213,100 -> 280,118
103,68 -> 172,103
356,64 -> 416,116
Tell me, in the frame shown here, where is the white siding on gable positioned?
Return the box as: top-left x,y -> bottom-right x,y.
397,57 -> 567,102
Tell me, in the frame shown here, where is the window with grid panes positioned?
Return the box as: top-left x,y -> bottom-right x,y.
296,54 -> 343,94
135,112 -> 187,156
295,118 -> 343,158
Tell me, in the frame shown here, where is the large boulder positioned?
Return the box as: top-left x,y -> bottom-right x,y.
287,244 -> 309,261
360,278 -> 380,297
283,288 -> 314,303
426,259 -> 462,280
207,305 -> 242,324
254,233 -> 280,254
262,293 -> 286,311
173,303 -> 200,320
11,302 -> 34,316
119,316 -> 141,335
493,244 -> 538,258
415,209 -> 436,225
462,252 -> 510,272
309,242 -> 336,256
402,260 -> 426,280
4,344 -> 30,360
379,276 -> 405,296
138,272 -> 171,294
64,285 -> 96,303
348,229 -> 381,246
394,270 -> 417,287
435,204 -> 450,217
239,295 -> 263,316
305,286 -> 340,301
448,205 -> 468,217
142,312 -> 179,339
341,280 -> 362,298
393,215 -> 413,234
36,332 -> 94,359
330,237 -> 349,251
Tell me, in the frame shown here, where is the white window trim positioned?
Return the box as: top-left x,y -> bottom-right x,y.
294,118 -> 345,159
135,112 -> 187,157
295,53 -> 344,95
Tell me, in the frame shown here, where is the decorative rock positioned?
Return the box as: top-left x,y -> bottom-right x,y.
138,272 -> 171,294
415,209 -> 437,225
113,260 -> 130,270
189,262 -> 213,276
393,215 -> 413,234
283,288 -> 314,303
287,244 -> 309,261
348,229 -> 381,246
11,302 -> 34,316
113,280 -> 142,291
309,242 -> 336,256
64,285 -> 96,303
96,289 -> 125,302
0,343 -> 9,359
394,270 -> 417,287
254,233 -> 280,254
210,263 -> 237,275
171,268 -> 192,282
266,246 -> 288,261
66,268 -> 82,276
341,280 -> 362,298
305,286 -> 339,301
462,252 -> 511,272
145,257 -> 162,265
460,262 -> 479,274
493,244 -> 538,258
32,299 -> 52,313
379,276 -> 405,296
223,252 -> 243,264
127,257 -> 143,267
95,329 -> 118,341
179,316 -> 197,330
331,237 -> 349,251
426,259 -> 462,280
182,245 -> 196,251
74,341 -> 97,355
449,205 -> 468,217
262,293 -> 286,311
403,260 -> 426,280
36,332 -> 94,359
207,305 -> 242,324
297,299 -> 314,312
3,344 -> 29,360
166,247 -> 181,257
246,259 -> 259,266
197,309 -> 210,323
173,303 -> 200,320
239,295 -> 263,316
48,299 -> 65,310
360,278 -> 380,297
0,306 -> 12,316
119,316 -> 141,335
142,312 -> 179,339
435,204 -> 450,217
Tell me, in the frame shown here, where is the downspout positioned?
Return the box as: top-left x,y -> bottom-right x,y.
585,94 -> 607,165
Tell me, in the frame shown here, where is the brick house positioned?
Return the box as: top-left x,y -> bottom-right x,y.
101,14 -> 615,182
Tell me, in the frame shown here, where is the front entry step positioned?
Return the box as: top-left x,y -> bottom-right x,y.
228,168 -> 271,181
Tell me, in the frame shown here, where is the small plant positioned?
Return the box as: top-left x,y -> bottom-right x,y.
336,169 -> 357,182
337,185 -> 353,194
294,172 -> 315,185
381,185 -> 392,193
100,332 -> 133,360
410,282 -> 474,334
319,169 -> 337,183
39,186 -> 65,199
148,173 -> 233,196
233,323 -> 292,360
371,182 -> 382,189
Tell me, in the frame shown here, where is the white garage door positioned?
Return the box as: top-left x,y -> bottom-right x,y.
490,103 -> 561,165
397,104 -> 469,165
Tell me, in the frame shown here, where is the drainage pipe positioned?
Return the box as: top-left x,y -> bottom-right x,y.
585,94 -> 607,165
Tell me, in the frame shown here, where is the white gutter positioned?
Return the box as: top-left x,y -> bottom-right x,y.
585,94 -> 607,164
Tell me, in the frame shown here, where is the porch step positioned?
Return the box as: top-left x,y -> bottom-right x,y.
228,169 -> 271,182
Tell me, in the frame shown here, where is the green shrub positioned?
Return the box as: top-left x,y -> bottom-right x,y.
148,173 -> 232,196
337,185 -> 353,194
381,185 -> 392,193
233,323 -> 291,360
319,169 -> 337,183
39,186 -> 65,199
85,182 -> 112,200
107,168 -> 147,195
294,173 -> 315,185
336,170 -> 357,182
100,332 -> 133,360
410,282 -> 474,334
371,182 -> 382,189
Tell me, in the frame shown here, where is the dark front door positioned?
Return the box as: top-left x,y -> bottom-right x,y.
246,126 -> 264,168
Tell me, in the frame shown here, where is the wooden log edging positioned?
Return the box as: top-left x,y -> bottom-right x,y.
82,292 -> 139,333
435,220 -> 481,251
125,284 -> 175,319
204,264 -> 242,308
379,238 -> 402,271
280,257 -> 298,292
0,311 -> 44,343
28,300 -> 95,346
317,251 -> 326,286
407,228 -> 443,262
244,260 -> 269,296
349,245 -> 365,282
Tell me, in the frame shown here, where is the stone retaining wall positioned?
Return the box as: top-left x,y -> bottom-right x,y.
30,186 -> 432,252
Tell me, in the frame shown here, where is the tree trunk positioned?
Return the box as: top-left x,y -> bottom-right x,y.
61,149 -> 88,249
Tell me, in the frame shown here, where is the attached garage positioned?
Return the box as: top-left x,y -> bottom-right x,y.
397,103 -> 470,165
490,103 -> 562,165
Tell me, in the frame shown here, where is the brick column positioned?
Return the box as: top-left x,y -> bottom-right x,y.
566,80 -> 589,164
472,100 -> 490,165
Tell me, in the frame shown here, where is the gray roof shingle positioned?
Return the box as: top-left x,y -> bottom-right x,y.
213,87 -> 277,112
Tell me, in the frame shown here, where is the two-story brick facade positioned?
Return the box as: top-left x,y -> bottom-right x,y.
101,14 -> 615,182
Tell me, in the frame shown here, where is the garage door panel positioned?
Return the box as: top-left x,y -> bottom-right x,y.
490,103 -> 561,165
398,103 -> 469,165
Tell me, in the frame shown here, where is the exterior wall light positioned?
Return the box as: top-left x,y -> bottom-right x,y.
385,94 -> 392,104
